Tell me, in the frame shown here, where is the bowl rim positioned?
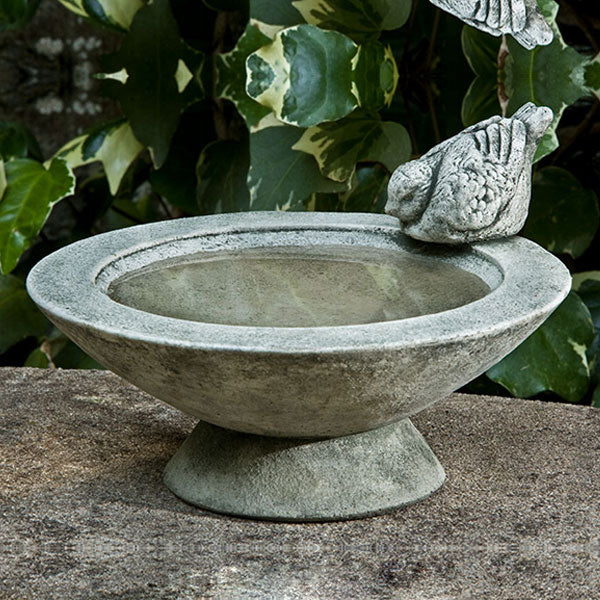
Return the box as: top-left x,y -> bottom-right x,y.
26,212 -> 572,354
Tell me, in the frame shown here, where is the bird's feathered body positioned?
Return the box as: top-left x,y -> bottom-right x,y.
385,103 -> 553,244
428,0 -> 553,49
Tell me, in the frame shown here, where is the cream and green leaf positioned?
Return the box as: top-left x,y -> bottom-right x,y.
250,0 -> 410,41
216,23 -> 272,127
487,292 -> 595,403
56,0 -> 143,31
292,0 -> 411,40
246,25 -> 358,127
52,119 -> 143,196
248,125 -> 348,210
245,24 -> 398,127
292,112 -> 410,182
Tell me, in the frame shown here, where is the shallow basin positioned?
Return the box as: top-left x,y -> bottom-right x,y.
27,212 -> 571,520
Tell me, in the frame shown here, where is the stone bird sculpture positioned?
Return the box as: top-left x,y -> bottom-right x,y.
428,0 -> 553,49
385,103 -> 553,244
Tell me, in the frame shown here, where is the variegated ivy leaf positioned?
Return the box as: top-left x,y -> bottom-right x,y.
0,158 -> 75,274
502,0 -> 592,161
216,23 -> 272,127
0,159 -> 6,200
293,113 -> 410,182
585,54 -> 600,99
100,0 -> 205,168
246,25 -> 358,128
352,41 -> 398,110
245,25 -> 398,127
52,119 -> 143,195
248,125 -> 348,210
487,292 -> 594,403
292,0 -> 411,41
250,0 -> 411,41
56,0 -> 143,32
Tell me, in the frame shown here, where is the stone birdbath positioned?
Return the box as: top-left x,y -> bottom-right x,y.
26,107 -> 571,522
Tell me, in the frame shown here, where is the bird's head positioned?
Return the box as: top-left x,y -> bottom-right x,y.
385,160 -> 433,224
513,102 -> 554,147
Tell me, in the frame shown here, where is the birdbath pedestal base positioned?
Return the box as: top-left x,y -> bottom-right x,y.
163,418 -> 446,522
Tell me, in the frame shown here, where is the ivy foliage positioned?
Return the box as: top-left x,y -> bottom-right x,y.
0,0 -> 599,408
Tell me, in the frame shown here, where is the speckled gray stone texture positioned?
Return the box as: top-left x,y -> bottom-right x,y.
163,419 -> 445,521
427,0 -> 553,49
1,368 -> 599,600
26,212 -> 571,438
386,103 -> 553,244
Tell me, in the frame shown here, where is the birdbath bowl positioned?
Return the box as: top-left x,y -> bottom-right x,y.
27,212 -> 570,521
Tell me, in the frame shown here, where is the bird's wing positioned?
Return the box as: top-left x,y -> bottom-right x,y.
469,0 -> 526,34
429,0 -> 552,49
437,119 -> 526,232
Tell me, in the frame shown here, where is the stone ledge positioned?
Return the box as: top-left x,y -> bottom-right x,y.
0,367 -> 598,599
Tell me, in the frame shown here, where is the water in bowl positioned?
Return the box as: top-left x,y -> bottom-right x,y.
108,246 -> 490,327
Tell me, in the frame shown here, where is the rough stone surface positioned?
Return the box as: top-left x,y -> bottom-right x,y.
1,368 -> 599,599
26,212 -> 570,438
428,0 -> 553,49
164,419 -> 445,521
386,103 -> 554,244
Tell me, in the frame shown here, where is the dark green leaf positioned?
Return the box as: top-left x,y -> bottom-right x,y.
585,58 -> 600,93
248,125 -> 347,210
460,26 -> 501,126
150,112 -> 213,214
0,274 -> 47,354
502,0 -> 590,161
522,167 -> 600,258
0,158 -> 75,274
250,0 -> 304,28
0,0 -> 40,30
575,277 -> 600,329
202,0 -> 247,11
461,25 -> 499,77
0,121 -> 43,161
341,165 -> 389,212
101,0 -> 205,168
573,275 -> 600,391
196,138 -> 250,214
487,292 -> 594,403
461,77 -> 500,126
25,327 -> 103,369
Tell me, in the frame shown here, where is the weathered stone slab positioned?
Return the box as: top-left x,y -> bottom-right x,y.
1,367 -> 599,599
